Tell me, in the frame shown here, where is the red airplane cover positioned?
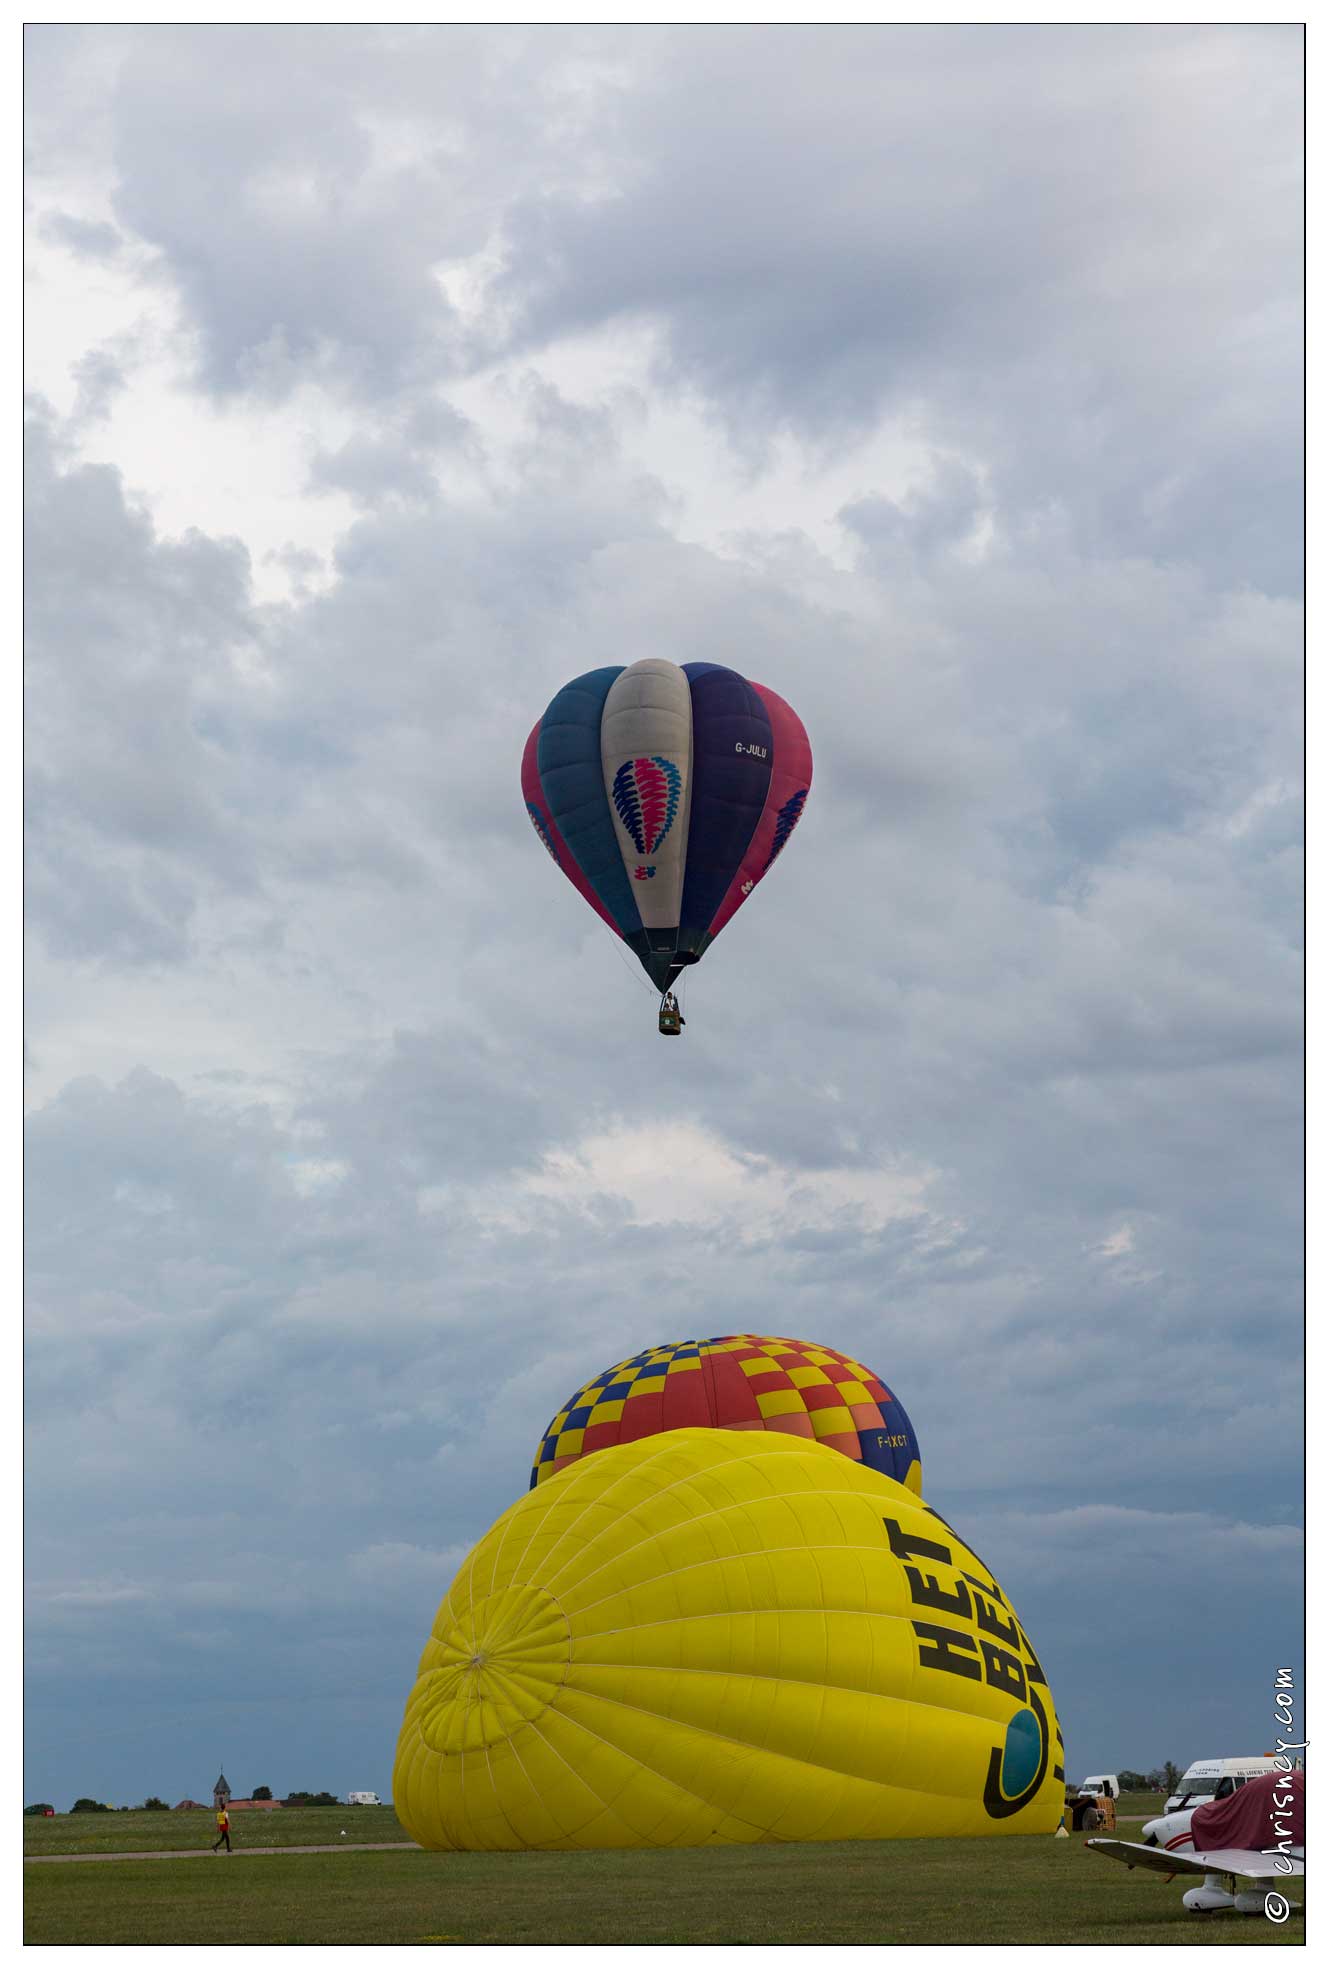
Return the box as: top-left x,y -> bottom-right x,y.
1190,1770 -> 1303,1852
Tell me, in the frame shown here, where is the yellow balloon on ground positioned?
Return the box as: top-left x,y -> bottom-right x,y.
393,1430 -> 1063,1850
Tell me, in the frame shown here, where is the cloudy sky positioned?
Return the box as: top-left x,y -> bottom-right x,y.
25,23 -> 1303,1812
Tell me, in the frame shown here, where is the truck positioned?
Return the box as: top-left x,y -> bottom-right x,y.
346,1791 -> 382,1807
1077,1774 -> 1121,1801
1164,1756 -> 1281,1814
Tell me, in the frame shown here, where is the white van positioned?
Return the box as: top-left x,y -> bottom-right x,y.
1165,1756 -> 1277,1813
1077,1774 -> 1120,1800
346,1790 -> 382,1807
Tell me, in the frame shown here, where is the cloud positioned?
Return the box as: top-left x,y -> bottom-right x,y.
23,25 -> 1301,1809
493,29 -> 1302,586
28,28 -> 1302,595
307,393 -> 477,505
39,211 -> 125,261
480,1119 -> 942,1245
1093,1224 -> 1135,1260
81,26 -> 614,399
967,1502 -> 1304,1585
29,1583 -> 151,1610
24,412 -> 264,963
346,1541 -> 469,1589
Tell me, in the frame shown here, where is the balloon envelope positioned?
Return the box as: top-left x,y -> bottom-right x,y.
393,1429 -> 1062,1850
523,659 -> 812,992
531,1333 -> 922,1495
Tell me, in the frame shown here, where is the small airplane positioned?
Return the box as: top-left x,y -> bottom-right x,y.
1088,1770 -> 1304,1916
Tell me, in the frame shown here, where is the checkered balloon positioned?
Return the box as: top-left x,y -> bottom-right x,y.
531,1334 -> 921,1493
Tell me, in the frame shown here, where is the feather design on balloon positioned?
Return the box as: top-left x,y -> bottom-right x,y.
612,756 -> 682,856
525,802 -> 560,865
764,787 -> 808,870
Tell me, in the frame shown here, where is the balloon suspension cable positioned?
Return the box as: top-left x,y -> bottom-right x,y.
595,917 -> 658,995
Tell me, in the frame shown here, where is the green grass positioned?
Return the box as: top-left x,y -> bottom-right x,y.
20,1796 -> 1173,1858
24,1833 -> 1303,1945
23,1805 -> 411,1856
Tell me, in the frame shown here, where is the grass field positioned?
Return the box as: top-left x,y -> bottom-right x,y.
24,1820 -> 1303,1946
23,1805 -> 411,1857
18,1794 -> 1173,1859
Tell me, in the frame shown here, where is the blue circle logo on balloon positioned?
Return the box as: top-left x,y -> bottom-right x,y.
1001,1708 -> 1046,1797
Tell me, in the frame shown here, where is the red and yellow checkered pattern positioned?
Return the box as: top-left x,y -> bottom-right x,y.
530,1334 -> 921,1493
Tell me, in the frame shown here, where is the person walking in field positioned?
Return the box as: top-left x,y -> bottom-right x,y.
211,1805 -> 231,1853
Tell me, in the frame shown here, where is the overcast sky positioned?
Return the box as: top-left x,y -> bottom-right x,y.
25,23 -> 1303,1812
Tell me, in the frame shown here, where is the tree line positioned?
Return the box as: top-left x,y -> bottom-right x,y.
25,1784 -> 349,1814
1109,1765 -> 1182,1792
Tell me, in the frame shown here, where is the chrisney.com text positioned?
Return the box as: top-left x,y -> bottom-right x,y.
1261,1666 -> 1305,1925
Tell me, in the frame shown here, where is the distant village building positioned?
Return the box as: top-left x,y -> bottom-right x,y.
203,1771 -> 282,1812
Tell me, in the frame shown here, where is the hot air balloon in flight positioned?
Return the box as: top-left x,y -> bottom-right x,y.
522,659 -> 811,1030
393,1429 -> 1063,1851
530,1333 -> 922,1495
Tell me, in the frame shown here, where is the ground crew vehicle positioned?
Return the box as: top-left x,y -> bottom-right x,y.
1164,1757 -> 1279,1813
1077,1774 -> 1121,1801
1065,1784 -> 1117,1832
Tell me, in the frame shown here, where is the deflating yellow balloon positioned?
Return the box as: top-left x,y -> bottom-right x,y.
393,1430 -> 1062,1850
